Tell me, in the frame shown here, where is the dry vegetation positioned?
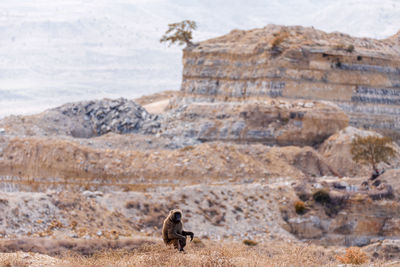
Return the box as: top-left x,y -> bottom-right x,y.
270,31 -> 290,50
0,240 -> 395,267
336,247 -> 368,265
56,241 -> 347,267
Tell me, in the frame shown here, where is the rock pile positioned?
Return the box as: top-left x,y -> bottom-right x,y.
0,98 -> 161,138
56,98 -> 161,137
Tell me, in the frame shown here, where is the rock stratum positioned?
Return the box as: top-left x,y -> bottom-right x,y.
181,25 -> 400,141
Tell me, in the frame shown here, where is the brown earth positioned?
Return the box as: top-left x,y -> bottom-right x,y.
0,135 -> 337,184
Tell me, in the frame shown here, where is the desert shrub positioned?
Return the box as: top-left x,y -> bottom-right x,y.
346,44 -> 355,53
180,145 -> 195,152
350,135 -> 396,172
242,239 -> 258,246
313,189 -> 330,204
271,31 -> 289,50
334,43 -> 354,53
280,117 -> 289,125
294,201 -> 306,215
336,247 -> 368,264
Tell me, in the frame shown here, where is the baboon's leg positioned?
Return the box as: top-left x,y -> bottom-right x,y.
179,238 -> 187,251
172,239 -> 180,250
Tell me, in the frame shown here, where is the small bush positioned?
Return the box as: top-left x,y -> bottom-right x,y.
243,239 -> 258,246
271,31 -> 289,49
334,43 -> 355,53
313,189 -> 330,204
294,201 -> 306,214
336,247 -> 368,264
346,44 -> 355,53
180,145 -> 195,152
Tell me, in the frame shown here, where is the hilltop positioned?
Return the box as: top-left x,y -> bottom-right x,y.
182,24 -> 400,141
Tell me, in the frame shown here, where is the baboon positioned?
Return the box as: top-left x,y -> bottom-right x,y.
162,209 -> 194,251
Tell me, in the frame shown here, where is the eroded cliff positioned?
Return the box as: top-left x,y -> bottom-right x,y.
181,25 -> 400,140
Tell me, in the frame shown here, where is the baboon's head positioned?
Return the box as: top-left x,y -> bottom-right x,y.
170,209 -> 182,223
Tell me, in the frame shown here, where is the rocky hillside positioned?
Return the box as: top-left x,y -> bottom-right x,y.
0,92 -> 399,265
1,24 -> 400,265
0,98 -> 350,182
181,25 -> 400,141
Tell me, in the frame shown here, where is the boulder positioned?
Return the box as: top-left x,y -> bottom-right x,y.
364,240 -> 400,261
319,127 -> 400,177
379,169 -> 400,196
287,216 -> 324,239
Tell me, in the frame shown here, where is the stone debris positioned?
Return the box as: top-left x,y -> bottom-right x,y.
82,190 -> 104,198
0,98 -> 161,138
56,98 -> 161,137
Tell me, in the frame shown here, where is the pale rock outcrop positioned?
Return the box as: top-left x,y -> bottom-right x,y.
379,169 -> 400,195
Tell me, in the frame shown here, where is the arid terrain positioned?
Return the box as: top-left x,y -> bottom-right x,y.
0,25 -> 400,266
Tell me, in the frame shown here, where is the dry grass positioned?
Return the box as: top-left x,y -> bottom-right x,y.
55,240 -> 347,267
334,43 -> 355,53
336,247 -> 368,265
0,256 -> 29,267
0,238 -> 155,257
0,240 -> 394,267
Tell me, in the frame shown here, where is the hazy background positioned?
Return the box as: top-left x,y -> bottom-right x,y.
1,0 -> 399,117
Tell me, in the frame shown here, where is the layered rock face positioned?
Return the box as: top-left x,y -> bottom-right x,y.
162,99 -> 348,146
181,25 -> 400,140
